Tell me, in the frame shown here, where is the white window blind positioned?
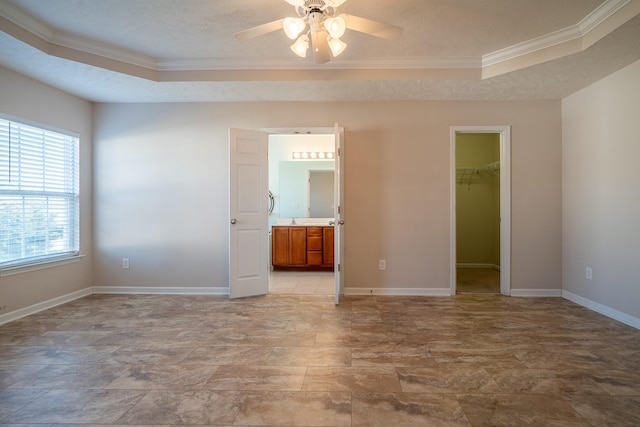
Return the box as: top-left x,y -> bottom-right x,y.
0,118 -> 79,268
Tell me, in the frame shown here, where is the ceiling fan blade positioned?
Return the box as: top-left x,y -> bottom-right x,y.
311,31 -> 331,64
234,18 -> 285,40
340,14 -> 403,40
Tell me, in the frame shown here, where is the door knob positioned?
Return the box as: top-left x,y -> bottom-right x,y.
338,220 -> 345,225
328,220 -> 335,225
230,218 -> 237,224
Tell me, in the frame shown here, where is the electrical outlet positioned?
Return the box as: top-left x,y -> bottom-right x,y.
122,258 -> 130,269
379,259 -> 386,270
586,267 -> 592,280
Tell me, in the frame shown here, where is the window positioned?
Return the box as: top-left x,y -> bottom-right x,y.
0,117 -> 79,268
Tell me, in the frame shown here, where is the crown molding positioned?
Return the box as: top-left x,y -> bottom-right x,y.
52,31 -> 157,70
0,1 -> 156,70
157,56 -> 480,71
482,0 -> 632,67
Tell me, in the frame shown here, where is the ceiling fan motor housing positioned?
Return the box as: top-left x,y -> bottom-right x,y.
296,0 -> 336,18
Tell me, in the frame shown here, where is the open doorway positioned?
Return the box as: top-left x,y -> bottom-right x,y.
456,133 -> 500,293
268,133 -> 336,295
450,126 -> 511,296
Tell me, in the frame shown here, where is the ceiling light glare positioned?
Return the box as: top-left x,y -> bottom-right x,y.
328,38 -> 347,57
283,17 -> 306,39
324,16 -> 346,38
291,35 -> 309,57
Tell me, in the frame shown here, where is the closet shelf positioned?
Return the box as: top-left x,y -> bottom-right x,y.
456,161 -> 500,186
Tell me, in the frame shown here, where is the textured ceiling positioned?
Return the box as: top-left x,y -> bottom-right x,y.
0,0 -> 639,102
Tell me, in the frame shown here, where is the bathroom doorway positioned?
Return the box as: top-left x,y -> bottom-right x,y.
450,126 -> 511,295
268,132 -> 337,296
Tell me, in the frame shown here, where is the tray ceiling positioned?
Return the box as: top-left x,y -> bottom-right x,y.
0,0 -> 639,102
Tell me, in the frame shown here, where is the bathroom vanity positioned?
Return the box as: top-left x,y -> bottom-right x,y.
271,224 -> 334,271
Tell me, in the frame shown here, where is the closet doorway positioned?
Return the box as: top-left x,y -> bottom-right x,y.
450,126 -> 511,295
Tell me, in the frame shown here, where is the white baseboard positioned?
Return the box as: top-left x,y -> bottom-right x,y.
92,286 -> 229,295
344,287 -> 452,296
563,290 -> 640,330
0,287 -> 93,326
510,288 -> 562,297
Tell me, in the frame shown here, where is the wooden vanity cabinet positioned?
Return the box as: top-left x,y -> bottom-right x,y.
306,227 -> 323,266
272,226 -> 334,270
272,226 -> 306,266
323,227 -> 334,267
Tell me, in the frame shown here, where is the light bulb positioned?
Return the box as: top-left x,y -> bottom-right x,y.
324,16 -> 346,39
290,35 -> 309,57
328,37 -> 347,57
283,17 -> 306,39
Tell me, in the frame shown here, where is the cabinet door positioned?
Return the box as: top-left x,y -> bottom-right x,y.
289,227 -> 307,265
272,227 -> 289,266
323,227 -> 334,266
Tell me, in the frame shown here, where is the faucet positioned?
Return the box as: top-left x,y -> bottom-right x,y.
291,217 -> 296,225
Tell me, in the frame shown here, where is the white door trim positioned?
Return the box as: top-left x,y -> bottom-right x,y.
450,126 -> 511,296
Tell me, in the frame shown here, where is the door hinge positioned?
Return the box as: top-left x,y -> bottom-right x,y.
338,263 -> 341,272
337,148 -> 341,156
338,206 -> 341,214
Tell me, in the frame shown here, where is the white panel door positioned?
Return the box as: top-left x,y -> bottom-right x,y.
334,124 -> 345,305
229,128 -> 269,299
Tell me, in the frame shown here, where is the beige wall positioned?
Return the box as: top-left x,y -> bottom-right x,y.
0,66 -> 93,313
93,100 -> 562,292
562,59 -> 640,319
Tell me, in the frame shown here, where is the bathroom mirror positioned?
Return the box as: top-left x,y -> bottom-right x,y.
278,161 -> 334,218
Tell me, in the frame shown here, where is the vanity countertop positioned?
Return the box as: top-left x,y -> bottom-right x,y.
274,218 -> 334,227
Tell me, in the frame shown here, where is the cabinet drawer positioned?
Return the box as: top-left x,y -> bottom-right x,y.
307,251 -> 322,265
307,227 -> 322,236
307,236 -> 322,251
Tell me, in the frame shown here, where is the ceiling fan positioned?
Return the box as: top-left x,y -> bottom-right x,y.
234,0 -> 403,64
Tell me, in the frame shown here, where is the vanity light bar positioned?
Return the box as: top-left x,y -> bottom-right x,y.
292,151 -> 335,160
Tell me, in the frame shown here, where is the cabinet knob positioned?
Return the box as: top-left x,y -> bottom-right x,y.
230,218 -> 237,224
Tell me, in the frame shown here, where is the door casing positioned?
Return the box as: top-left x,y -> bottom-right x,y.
450,126 -> 511,296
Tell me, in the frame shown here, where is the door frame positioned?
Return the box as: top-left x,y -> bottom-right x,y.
263,126 -> 344,303
450,126 -> 511,296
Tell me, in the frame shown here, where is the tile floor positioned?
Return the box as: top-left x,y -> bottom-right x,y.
270,271 -> 334,295
1,293 -> 639,426
456,268 -> 501,294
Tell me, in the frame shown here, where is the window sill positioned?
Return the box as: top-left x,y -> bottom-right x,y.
0,255 -> 85,277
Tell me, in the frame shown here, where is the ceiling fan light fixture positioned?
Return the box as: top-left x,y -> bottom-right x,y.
283,17 -> 306,39
328,37 -> 347,56
291,34 -> 309,57
324,16 -> 346,38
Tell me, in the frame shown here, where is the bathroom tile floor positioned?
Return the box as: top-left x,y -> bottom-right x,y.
1,293 -> 639,426
270,271 -> 334,295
